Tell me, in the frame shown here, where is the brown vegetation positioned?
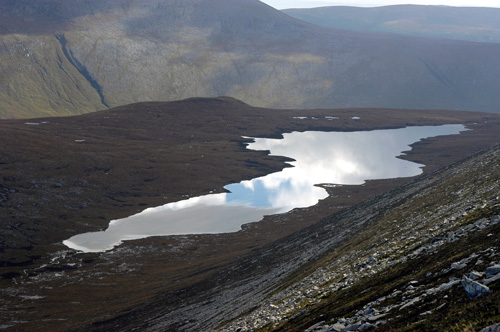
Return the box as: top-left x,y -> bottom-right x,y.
1,98 -> 500,330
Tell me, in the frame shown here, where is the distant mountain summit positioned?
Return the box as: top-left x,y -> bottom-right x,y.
0,0 -> 299,36
283,5 -> 500,43
0,0 -> 121,20
1,0 -> 500,118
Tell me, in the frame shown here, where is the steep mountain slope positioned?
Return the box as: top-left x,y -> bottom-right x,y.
219,144 -> 500,332
283,5 -> 500,43
1,0 -> 500,118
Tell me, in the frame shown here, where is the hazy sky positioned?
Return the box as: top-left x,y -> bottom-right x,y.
260,0 -> 500,9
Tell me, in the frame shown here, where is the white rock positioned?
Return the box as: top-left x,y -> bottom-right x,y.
451,262 -> 467,270
462,276 -> 490,299
465,271 -> 484,280
486,264 -> 500,277
483,272 -> 500,286
480,322 -> 500,332
359,323 -> 376,331
330,323 -> 346,332
426,280 -> 460,295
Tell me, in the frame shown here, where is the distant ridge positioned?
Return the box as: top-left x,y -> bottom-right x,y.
1,0 -> 500,118
283,5 -> 500,43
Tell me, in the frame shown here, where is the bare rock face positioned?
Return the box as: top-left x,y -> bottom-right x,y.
462,275 -> 490,299
486,264 -> 500,277
481,323 -> 500,332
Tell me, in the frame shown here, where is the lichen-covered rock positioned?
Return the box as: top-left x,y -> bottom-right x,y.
358,323 -> 376,331
465,271 -> 484,280
480,322 -> 500,332
491,215 -> 500,225
343,323 -> 362,331
483,272 -> 500,286
462,275 -> 490,299
330,323 -> 346,331
486,264 -> 500,277
304,321 -> 326,332
452,262 -> 467,270
426,280 -> 460,295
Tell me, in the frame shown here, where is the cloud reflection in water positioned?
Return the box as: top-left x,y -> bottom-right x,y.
64,124 -> 466,252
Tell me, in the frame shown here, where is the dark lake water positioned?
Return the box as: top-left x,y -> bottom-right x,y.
64,124 -> 467,252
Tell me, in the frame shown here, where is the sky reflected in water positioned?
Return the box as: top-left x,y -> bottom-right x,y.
64,124 -> 467,252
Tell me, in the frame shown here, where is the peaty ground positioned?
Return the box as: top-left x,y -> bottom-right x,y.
1,97 -> 500,331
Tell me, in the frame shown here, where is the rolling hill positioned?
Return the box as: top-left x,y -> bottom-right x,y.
1,0 -> 500,118
283,5 -> 500,43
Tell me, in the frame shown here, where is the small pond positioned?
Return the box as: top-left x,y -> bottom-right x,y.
64,124 -> 467,252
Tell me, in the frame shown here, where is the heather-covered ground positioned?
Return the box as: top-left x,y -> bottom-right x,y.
1,98 -> 500,331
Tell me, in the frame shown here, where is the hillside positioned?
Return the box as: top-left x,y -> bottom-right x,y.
1,98 -> 500,331
283,5 -> 500,43
218,141 -> 500,332
2,0 -> 500,118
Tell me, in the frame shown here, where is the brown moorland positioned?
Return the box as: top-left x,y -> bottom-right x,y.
1,97 -> 500,331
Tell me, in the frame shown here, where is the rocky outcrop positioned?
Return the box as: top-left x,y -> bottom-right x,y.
462,276 -> 490,299
481,323 -> 500,332
486,265 -> 500,277
221,219 -> 499,331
